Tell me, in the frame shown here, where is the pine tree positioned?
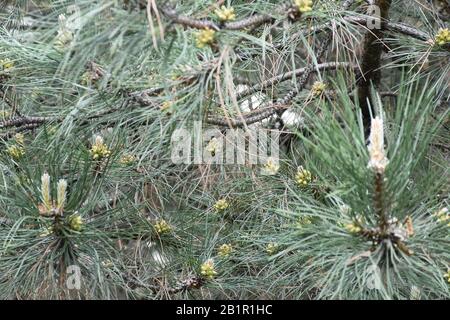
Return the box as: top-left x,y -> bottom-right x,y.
0,0 -> 448,299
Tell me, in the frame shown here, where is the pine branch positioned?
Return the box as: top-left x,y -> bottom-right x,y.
159,3 -> 291,31
205,62 -> 356,127
344,16 -> 431,42
206,0 -> 358,127
237,62 -> 356,100
0,116 -> 50,129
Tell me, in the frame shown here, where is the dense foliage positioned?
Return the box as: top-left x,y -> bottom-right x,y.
0,0 -> 449,299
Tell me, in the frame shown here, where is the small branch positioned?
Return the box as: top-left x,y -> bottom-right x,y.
0,116 -> 50,129
290,15 -> 432,45
374,172 -> 388,234
344,16 -> 430,42
223,14 -> 275,30
0,87 -> 163,136
160,6 -> 220,30
206,104 -> 288,127
237,62 -> 356,100
159,2 -> 430,39
160,3 -> 289,31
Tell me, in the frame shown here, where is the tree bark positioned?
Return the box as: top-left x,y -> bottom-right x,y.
358,0 -> 392,135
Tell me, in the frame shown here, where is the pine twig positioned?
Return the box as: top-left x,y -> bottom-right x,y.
159,3 -> 290,31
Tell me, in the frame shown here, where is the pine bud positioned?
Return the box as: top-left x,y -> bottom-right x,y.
214,6 -> 236,22
294,0 -> 313,13
200,259 -> 217,280
57,179 -> 67,210
262,157 -> 280,175
90,135 -> 111,160
218,243 -> 233,257
195,29 -> 215,49
367,117 -> 388,174
434,28 -> 450,46
295,166 -> 312,187
69,213 -> 83,231
41,173 -> 51,210
214,199 -> 229,212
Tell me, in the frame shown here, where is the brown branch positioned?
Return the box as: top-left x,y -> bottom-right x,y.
0,116 -> 50,129
0,87 -> 161,136
344,16 -> 430,42
160,3 -> 289,31
223,14 -> 275,30
237,62 -> 356,100
289,15 -> 432,47
0,123 -> 42,140
357,0 -> 392,132
374,172 -> 388,234
206,104 -> 288,127
160,6 -> 220,30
